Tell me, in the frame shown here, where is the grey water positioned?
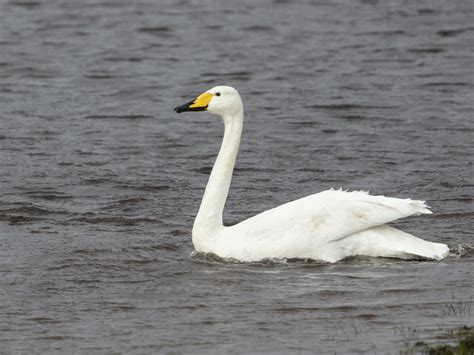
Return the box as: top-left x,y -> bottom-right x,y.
1,0 -> 473,353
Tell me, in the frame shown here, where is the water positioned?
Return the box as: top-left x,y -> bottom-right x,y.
1,0 -> 473,353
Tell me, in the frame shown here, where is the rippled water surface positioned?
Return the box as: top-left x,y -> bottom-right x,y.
1,0 -> 473,353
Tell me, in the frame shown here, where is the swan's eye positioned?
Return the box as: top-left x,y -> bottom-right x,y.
215,92 -> 221,96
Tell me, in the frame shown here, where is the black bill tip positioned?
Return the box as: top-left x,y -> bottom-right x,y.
174,100 -> 207,113
174,99 -> 194,114
174,105 -> 185,113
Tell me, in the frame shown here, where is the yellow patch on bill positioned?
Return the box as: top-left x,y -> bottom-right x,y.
190,93 -> 214,108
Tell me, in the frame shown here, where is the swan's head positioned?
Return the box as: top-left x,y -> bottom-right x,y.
174,86 -> 242,117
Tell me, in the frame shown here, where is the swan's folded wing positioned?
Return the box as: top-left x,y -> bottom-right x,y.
237,189 -> 432,244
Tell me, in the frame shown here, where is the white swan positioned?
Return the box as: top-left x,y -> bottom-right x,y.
174,86 -> 449,263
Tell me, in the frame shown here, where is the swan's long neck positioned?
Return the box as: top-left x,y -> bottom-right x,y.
193,109 -> 243,240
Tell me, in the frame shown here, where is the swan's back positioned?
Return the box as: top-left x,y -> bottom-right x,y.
211,189 -> 446,262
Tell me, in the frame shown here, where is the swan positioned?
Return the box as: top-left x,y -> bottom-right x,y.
174,86 -> 449,263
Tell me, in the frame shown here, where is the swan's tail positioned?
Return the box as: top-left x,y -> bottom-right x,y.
334,225 -> 449,261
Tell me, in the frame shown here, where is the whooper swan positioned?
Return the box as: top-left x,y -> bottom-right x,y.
174,86 -> 449,263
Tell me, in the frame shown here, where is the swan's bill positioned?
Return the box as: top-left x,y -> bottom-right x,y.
174,92 -> 214,113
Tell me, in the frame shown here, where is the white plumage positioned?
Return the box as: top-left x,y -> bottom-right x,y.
174,86 -> 449,263
211,189 -> 448,262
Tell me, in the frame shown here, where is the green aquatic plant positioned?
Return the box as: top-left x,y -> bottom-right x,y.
401,326 -> 474,355
442,295 -> 473,317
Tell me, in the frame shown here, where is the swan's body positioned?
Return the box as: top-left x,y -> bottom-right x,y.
174,86 -> 449,263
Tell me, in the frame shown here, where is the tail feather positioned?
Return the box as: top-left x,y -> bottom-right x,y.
333,225 -> 448,261
408,199 -> 432,215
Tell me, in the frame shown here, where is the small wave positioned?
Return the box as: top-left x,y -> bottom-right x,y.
288,120 -> 319,127
190,252 -> 459,266
150,243 -> 180,252
12,66 -> 59,79
273,305 -> 358,314
109,304 -> 137,311
82,178 -> 112,184
114,184 -> 170,192
408,47 -> 444,54
193,166 -> 213,175
67,215 -> 157,226
241,25 -> 274,32
340,114 -> 374,121
84,74 -> 115,79
0,204 -> 67,216
417,8 -> 436,15
170,229 -> 189,237
201,71 -> 253,78
101,197 -> 147,210
234,167 -> 279,173
84,114 -> 153,120
7,1 -> 41,8
356,30 -> 407,36
435,211 -> 474,219
191,252 -> 329,266
27,317 -> 62,324
0,214 -> 41,224
136,26 -> 172,34
20,191 -> 72,201
449,244 -> 474,258
71,248 -> 111,256
424,80 -> 470,87
382,288 -> 424,294
305,104 -> 396,110
437,27 -> 474,37
103,56 -> 143,63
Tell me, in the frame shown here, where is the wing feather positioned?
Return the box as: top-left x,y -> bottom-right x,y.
234,189 -> 431,244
